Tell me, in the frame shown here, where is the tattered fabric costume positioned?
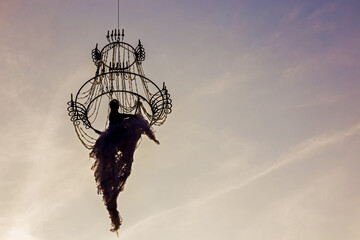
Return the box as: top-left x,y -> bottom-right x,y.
90,100 -> 159,233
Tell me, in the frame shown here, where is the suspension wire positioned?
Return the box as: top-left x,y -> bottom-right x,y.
117,0 -> 119,29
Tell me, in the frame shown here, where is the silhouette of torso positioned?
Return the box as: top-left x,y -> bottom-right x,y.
109,109 -> 134,125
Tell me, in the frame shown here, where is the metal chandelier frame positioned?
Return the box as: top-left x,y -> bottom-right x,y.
67,29 -> 172,149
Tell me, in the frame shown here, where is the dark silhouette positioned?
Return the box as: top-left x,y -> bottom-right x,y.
109,99 -> 136,125
90,99 -> 159,233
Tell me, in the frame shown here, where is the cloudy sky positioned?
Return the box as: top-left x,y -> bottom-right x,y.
1,0 -> 360,239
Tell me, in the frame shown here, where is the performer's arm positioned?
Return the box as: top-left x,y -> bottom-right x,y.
94,129 -> 102,134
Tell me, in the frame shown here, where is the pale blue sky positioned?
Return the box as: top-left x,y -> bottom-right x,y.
1,1 -> 360,239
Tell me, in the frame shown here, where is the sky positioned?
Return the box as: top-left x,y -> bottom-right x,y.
1,0 -> 360,239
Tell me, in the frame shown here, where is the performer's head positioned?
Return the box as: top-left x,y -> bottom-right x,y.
110,99 -> 120,110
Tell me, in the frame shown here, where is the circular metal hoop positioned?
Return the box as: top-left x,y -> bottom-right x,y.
68,29 -> 172,148
85,90 -> 154,133
100,41 -> 137,70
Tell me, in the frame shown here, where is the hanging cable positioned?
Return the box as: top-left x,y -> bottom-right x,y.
118,0 -> 120,29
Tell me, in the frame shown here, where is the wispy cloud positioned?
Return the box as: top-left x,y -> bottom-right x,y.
294,93 -> 347,108
308,3 -> 337,20
121,122 -> 360,237
195,122 -> 360,204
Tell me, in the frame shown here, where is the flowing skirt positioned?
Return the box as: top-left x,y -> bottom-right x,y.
90,115 -> 158,233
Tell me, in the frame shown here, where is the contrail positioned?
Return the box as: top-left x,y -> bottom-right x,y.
121,122 -> 360,237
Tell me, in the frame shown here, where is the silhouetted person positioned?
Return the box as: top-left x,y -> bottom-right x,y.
90,99 -> 159,233
109,99 -> 135,125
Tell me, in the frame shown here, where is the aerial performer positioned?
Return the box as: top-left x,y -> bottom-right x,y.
90,99 -> 159,232
67,28 -> 172,234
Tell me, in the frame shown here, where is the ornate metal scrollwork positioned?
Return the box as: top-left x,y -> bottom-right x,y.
150,83 -> 172,126
67,94 -> 91,129
135,40 -> 145,62
91,44 -> 102,66
68,29 -> 172,149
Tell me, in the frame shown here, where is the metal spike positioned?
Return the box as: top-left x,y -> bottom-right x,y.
106,31 -> 110,42
111,30 -> 114,42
